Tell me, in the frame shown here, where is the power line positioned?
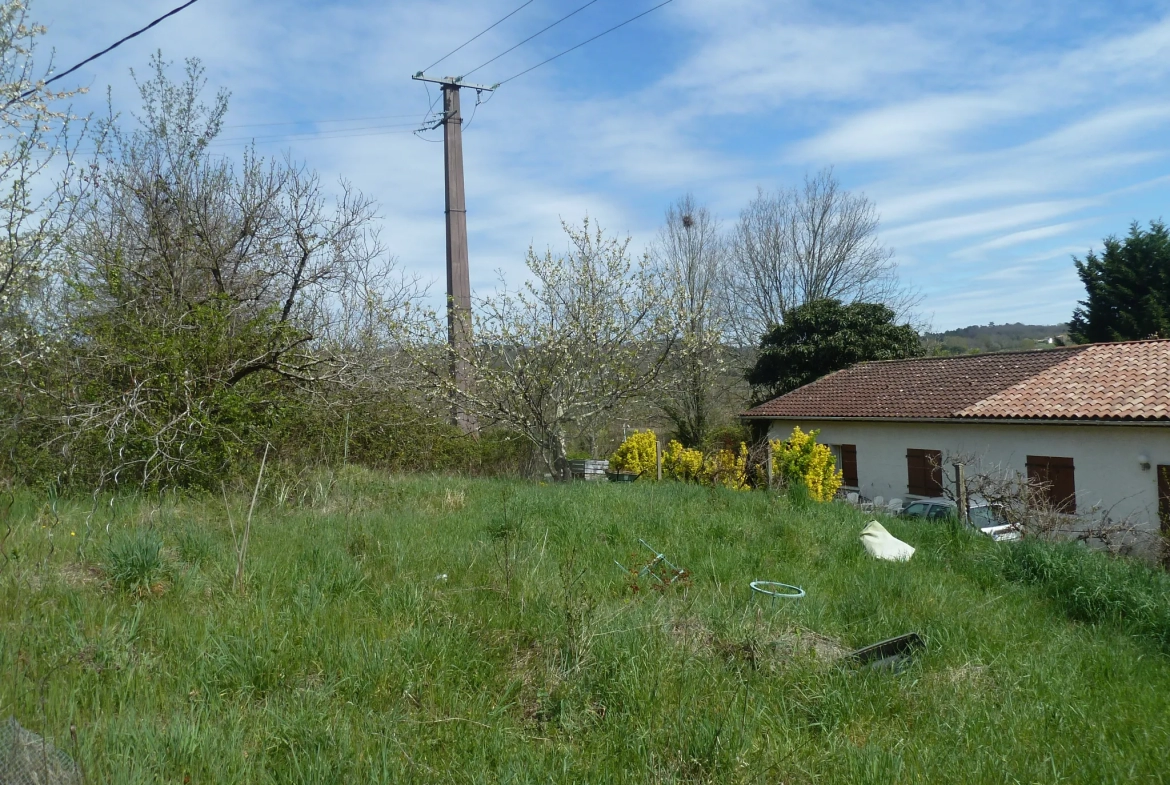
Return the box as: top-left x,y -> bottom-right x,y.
461,0 -> 602,80
497,0 -> 676,86
422,0 -> 539,74
4,0 -> 204,110
211,123 -> 421,145
75,123 -> 420,154
462,89 -> 496,131
224,113 -> 424,129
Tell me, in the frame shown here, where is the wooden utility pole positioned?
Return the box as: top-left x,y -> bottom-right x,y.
954,463 -> 968,523
412,73 -> 496,433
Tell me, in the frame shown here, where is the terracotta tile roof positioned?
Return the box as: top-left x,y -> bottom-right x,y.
957,340 -> 1170,420
743,340 -> 1170,422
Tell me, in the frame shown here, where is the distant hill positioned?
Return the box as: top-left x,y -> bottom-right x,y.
922,323 -> 1069,355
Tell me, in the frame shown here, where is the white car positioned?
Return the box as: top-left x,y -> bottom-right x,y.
900,498 -> 1021,542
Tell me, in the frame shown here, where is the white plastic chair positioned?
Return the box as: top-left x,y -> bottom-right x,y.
887,498 -> 903,514
873,495 -> 885,509
846,491 -> 860,506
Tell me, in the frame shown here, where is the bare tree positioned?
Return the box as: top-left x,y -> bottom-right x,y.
724,168 -> 916,348
409,218 -> 673,479
652,195 -> 732,447
942,452 -> 1156,557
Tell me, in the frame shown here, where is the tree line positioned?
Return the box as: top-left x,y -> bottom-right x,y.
0,25 -> 926,489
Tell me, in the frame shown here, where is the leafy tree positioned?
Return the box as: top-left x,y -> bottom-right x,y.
1069,221 -> 1170,343
746,298 -> 922,404
43,55 -> 418,488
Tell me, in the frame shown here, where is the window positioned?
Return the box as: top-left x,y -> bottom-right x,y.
1025,455 -> 1076,513
903,502 -> 929,517
839,444 -> 858,487
906,448 -> 943,497
927,504 -> 954,520
968,506 -> 999,527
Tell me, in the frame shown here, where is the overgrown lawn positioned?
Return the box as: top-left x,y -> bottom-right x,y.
2,472 -> 1169,783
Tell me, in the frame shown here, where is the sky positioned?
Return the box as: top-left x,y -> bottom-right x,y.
31,0 -> 1170,330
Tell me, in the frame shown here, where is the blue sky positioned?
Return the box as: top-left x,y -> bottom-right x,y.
34,0 -> 1170,330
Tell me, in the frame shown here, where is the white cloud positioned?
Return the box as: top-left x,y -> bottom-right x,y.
953,221 -> 1086,258
884,199 -> 1095,247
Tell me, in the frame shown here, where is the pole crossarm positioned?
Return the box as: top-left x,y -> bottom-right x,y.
412,73 -> 499,91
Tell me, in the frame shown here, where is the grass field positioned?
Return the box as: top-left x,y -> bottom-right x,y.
2,470 -> 1169,783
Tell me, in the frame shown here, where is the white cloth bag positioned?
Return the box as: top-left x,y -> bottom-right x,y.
860,521 -> 915,562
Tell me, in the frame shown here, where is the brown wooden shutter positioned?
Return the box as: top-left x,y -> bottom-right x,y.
1026,456 -> 1076,513
907,449 -> 925,496
840,444 -> 858,487
907,449 -> 943,496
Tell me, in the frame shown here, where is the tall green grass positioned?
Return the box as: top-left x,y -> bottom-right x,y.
996,538 -> 1170,651
1,470 -> 1168,783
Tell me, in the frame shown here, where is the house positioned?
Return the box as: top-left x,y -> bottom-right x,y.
742,340 -> 1170,534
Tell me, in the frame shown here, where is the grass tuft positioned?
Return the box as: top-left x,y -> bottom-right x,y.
106,528 -> 169,594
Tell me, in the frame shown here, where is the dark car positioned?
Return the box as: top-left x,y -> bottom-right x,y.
900,498 -> 1021,541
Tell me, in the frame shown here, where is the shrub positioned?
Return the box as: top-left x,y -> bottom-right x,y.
771,426 -> 842,502
663,440 -> 704,483
107,528 -> 168,594
702,423 -> 753,453
703,443 -> 749,490
610,430 -> 658,477
661,439 -> 749,490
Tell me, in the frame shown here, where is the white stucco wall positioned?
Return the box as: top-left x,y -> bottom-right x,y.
765,418 -> 1170,531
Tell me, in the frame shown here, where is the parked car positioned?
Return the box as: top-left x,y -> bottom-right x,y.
899,497 -> 1021,542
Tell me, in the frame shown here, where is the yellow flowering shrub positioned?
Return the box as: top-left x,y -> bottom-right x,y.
610,430 -> 658,477
661,439 -> 749,490
662,439 -> 703,483
771,426 -> 842,502
703,442 -> 750,490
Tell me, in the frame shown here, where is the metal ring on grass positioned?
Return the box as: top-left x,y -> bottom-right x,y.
750,580 -> 806,599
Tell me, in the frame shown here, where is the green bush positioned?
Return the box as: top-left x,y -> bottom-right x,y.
107,529 -> 169,593
997,539 -> 1170,651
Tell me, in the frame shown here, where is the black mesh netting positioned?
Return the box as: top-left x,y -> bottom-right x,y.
0,718 -> 82,785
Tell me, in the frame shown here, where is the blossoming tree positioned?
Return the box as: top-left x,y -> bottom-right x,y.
412,218 -> 675,479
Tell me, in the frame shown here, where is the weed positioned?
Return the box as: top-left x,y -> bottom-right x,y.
488,488 -> 523,602
443,488 -> 466,511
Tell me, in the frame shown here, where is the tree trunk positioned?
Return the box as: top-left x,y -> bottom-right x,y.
551,427 -> 571,482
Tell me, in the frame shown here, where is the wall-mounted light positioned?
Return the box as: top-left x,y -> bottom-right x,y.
1138,453 -> 1151,471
